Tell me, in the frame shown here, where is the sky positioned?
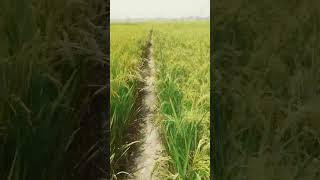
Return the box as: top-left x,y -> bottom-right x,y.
111,0 -> 210,20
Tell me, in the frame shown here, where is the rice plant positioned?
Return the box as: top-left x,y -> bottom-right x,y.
152,21 -> 210,179
110,23 -> 149,178
110,21 -> 210,179
0,0 -> 108,179
213,1 -> 320,179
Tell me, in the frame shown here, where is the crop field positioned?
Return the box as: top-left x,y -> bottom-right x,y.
213,1 -> 320,179
110,23 -> 149,176
0,0 -> 108,179
110,21 -> 210,179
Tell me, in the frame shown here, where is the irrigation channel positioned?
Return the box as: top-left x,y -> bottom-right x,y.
127,30 -> 164,180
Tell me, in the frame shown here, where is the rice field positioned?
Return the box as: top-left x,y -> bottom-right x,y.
110,23 -> 149,176
213,1 -> 320,179
110,21 -> 210,179
0,0 -> 108,179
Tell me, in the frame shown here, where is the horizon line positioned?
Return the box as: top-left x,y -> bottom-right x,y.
110,16 -> 210,22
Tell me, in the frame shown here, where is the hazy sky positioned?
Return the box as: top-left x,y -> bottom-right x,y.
111,0 -> 210,20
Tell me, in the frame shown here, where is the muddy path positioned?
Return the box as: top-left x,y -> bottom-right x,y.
127,30 -> 164,180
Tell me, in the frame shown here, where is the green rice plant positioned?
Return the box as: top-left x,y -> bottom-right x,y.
213,1 -> 320,179
152,21 -> 210,179
0,0 -> 108,179
110,23 -> 149,177
110,21 -> 209,179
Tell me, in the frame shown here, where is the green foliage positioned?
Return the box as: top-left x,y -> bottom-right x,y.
110,23 -> 149,177
0,0 -> 107,179
153,21 -> 210,179
214,1 -> 320,179
110,21 -> 210,179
